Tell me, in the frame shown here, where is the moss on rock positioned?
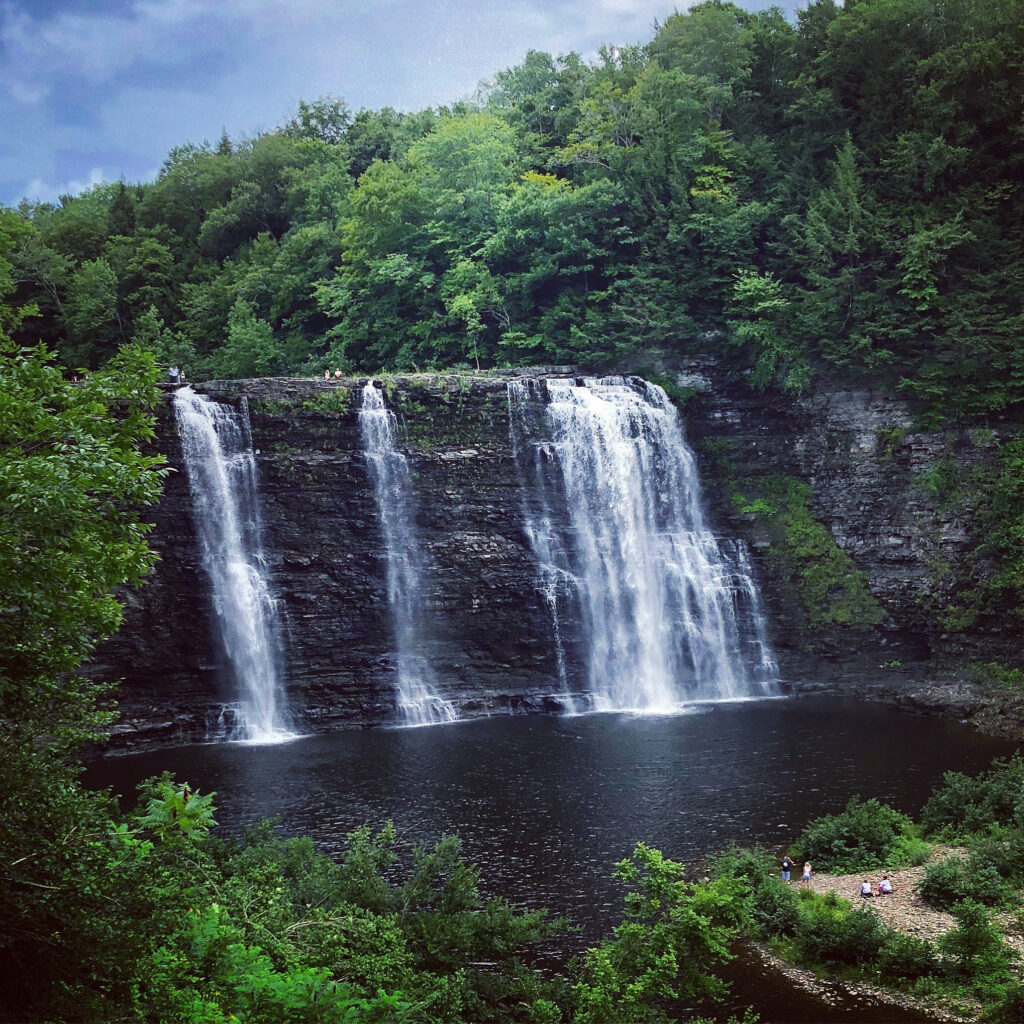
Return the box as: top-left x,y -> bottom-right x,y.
734,475 -> 886,634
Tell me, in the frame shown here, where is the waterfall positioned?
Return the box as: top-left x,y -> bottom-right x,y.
173,387 -> 295,743
359,381 -> 457,725
509,376 -> 778,713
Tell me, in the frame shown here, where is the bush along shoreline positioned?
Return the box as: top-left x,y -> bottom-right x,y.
711,756 -> 1024,1022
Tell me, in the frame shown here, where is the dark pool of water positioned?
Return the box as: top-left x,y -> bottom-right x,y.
87,696 -> 1017,1022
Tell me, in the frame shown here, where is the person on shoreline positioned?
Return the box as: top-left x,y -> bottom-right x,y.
801,861 -> 812,887
878,875 -> 893,895
781,855 -> 793,882
860,880 -> 874,898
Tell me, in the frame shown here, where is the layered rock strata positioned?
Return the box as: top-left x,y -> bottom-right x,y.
682,360 -> 1024,730
89,369 -> 1024,748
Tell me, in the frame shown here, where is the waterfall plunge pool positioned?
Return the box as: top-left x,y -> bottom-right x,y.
87,696 -> 1017,1022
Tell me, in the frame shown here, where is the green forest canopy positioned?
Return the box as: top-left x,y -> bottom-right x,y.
5,0 -> 1023,423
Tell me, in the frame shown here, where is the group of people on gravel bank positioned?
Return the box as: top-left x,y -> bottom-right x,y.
781,855 -> 894,898
780,855 -> 813,887
860,876 -> 895,897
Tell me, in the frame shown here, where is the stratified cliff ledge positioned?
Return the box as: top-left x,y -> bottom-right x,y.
682,359 -> 1024,736
89,367 -> 1024,749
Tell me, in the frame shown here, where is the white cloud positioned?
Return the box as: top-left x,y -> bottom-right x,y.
19,166 -> 108,204
6,78 -> 45,104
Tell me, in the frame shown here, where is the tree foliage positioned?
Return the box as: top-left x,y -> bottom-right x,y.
3,0 -> 1020,423
572,843 -> 750,1023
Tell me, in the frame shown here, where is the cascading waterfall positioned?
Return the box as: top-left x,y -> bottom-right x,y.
359,381 -> 457,725
509,376 -> 778,713
173,387 -> 295,742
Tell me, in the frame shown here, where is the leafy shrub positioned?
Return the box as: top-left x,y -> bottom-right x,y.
921,852 -> 1013,912
709,845 -> 800,937
971,834 -> 1024,891
922,770 -> 998,838
710,845 -> 777,885
876,932 -> 939,982
752,877 -> 801,937
142,906 -> 400,1024
922,754 -> 1024,839
794,892 -> 887,967
890,833 -> 932,867
919,857 -> 972,910
794,796 -> 919,873
984,982 -> 1024,1023
939,900 -> 1015,996
972,661 -> 1024,691
572,843 -> 752,1024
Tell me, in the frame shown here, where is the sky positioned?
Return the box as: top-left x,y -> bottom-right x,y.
0,0 -> 793,208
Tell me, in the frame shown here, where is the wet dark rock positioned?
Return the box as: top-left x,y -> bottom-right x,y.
680,359 -> 1023,688
91,373 -> 577,747
89,367 -> 1024,749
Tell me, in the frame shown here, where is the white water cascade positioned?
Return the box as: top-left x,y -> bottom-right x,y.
359,381 -> 457,726
509,376 -> 778,713
173,387 -> 295,743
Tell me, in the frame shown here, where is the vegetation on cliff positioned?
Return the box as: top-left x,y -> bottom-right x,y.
731,474 -> 886,638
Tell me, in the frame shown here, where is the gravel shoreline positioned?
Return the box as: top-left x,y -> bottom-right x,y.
754,846 -> 1024,1022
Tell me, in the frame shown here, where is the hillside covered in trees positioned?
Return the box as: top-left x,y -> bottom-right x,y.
4,0 -> 1022,425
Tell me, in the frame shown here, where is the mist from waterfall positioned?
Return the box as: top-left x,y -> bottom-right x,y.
509,376 -> 778,713
359,381 -> 457,726
173,387 -> 295,743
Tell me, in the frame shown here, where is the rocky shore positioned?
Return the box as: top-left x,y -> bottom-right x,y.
796,675 -> 1024,742
753,847 -> 1024,1023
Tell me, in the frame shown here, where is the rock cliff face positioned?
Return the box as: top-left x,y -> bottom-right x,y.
681,360 -> 1023,723
95,373 -> 565,746
91,369 -> 1024,748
